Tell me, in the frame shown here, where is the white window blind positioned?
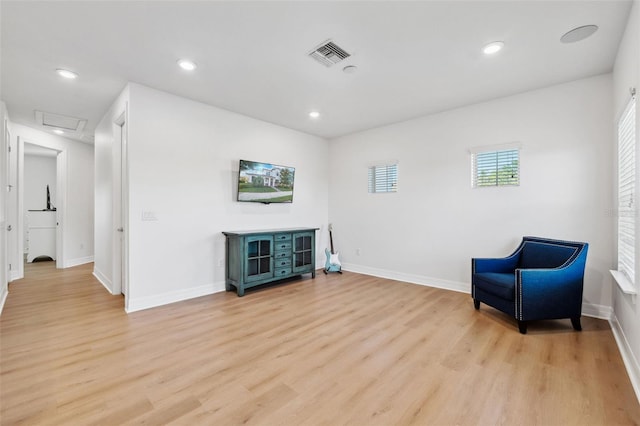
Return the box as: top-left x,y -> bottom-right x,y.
617,95 -> 636,284
368,164 -> 398,193
471,147 -> 520,187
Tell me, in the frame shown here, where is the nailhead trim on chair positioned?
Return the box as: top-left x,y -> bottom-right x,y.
515,239 -> 581,320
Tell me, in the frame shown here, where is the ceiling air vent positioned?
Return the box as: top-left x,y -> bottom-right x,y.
308,40 -> 351,67
35,110 -> 87,132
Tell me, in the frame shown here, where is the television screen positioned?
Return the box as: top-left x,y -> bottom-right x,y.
237,159 -> 295,203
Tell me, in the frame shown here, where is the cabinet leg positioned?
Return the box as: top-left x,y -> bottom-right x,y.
237,287 -> 245,297
312,270 -> 316,278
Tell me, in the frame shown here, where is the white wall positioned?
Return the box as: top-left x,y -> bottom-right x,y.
111,83 -> 329,311
612,0 -> 640,401
24,154 -> 56,210
329,74 -> 614,317
9,123 -> 95,272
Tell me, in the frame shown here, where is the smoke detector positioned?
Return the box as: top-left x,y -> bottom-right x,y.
561,25 -> 598,43
308,40 -> 351,67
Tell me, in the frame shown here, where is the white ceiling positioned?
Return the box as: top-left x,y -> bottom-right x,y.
0,1 -> 633,143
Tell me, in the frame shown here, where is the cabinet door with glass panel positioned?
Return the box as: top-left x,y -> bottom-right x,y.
245,235 -> 274,282
293,231 -> 315,275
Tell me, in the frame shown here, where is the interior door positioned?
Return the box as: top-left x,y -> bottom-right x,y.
119,121 -> 127,296
113,113 -> 128,299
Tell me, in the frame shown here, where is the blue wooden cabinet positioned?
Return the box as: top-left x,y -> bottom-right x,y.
223,228 -> 318,296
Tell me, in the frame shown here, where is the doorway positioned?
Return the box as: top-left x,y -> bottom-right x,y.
11,137 -> 67,280
23,143 -> 60,269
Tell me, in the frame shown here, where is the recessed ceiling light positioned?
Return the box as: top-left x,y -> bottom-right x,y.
343,65 -> 358,74
56,68 -> 78,79
483,41 -> 504,55
53,129 -> 64,135
561,25 -> 598,43
309,111 -> 320,119
177,59 -> 197,71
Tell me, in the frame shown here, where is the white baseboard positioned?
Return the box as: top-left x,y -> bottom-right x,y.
92,268 -> 112,294
342,263 -> 611,321
581,302 -> 612,320
341,262 -> 470,294
10,270 -> 22,281
64,256 -> 94,268
610,313 -> 640,404
126,281 -> 227,313
0,287 -> 7,316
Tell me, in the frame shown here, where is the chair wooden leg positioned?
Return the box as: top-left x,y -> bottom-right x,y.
518,320 -> 527,334
571,317 -> 582,331
473,299 -> 480,310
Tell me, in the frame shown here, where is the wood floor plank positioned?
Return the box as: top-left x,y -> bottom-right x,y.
1,262 -> 639,425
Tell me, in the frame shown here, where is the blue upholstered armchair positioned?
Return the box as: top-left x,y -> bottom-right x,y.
471,236 -> 588,334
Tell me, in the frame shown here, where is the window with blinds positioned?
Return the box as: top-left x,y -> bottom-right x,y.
368,164 -> 398,193
471,148 -> 520,187
617,95 -> 636,284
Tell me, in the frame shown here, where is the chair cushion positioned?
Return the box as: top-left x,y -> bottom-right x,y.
473,272 -> 515,301
518,241 -> 577,269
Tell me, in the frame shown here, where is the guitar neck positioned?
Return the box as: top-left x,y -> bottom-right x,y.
329,231 -> 335,254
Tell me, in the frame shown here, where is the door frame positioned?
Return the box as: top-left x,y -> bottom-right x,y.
1,115 -> 9,311
113,110 -> 129,306
55,150 -> 67,269
17,137 -> 66,274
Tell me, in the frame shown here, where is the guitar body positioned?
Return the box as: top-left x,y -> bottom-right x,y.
324,248 -> 342,273
324,224 -> 342,274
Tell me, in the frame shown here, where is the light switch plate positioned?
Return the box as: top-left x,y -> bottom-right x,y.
141,211 -> 158,221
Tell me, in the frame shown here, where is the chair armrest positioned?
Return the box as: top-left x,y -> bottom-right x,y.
516,261 -> 586,321
473,241 -> 524,274
473,255 -> 520,274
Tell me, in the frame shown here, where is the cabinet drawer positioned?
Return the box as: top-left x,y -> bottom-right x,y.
274,242 -> 292,251
275,267 -> 292,277
274,251 -> 290,259
274,233 -> 292,242
274,258 -> 292,268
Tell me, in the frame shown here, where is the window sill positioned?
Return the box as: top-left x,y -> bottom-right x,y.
610,270 -> 638,295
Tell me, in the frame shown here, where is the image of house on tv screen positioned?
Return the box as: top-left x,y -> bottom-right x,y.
238,160 -> 295,203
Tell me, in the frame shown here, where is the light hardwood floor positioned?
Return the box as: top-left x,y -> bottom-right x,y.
1,262 -> 639,425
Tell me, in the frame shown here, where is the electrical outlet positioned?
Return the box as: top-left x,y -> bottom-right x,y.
218,258 -> 224,268
80,243 -> 84,250
356,248 -> 361,256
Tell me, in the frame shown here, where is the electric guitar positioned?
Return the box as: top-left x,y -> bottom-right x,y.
324,224 -> 342,273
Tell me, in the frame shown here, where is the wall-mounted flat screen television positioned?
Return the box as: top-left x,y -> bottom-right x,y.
237,159 -> 295,204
